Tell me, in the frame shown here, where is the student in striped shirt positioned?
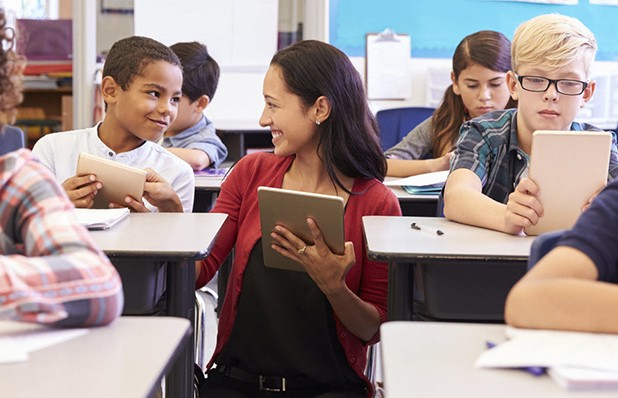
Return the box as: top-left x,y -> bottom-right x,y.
0,8 -> 123,327
443,14 -> 618,235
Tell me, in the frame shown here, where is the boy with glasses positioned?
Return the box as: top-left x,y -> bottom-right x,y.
443,14 -> 618,235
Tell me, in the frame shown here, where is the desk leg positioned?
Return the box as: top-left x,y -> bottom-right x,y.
388,262 -> 414,321
165,259 -> 195,398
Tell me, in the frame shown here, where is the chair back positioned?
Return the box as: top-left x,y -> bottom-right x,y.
528,230 -> 566,270
376,107 -> 435,151
0,125 -> 25,155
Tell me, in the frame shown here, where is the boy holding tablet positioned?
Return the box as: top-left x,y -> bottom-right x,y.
443,14 -> 618,235
33,36 -> 194,213
161,41 -> 228,171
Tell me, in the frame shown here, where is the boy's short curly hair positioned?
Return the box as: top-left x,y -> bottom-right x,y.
170,42 -> 219,102
512,14 -> 597,78
103,36 -> 181,90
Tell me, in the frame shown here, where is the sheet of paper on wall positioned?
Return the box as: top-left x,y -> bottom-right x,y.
366,29 -> 412,100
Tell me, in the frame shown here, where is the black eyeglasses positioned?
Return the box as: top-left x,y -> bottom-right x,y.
515,74 -> 588,96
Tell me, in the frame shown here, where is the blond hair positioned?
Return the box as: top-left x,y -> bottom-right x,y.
512,14 -> 597,78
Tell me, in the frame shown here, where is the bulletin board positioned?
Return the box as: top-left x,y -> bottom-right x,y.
330,0 -> 618,61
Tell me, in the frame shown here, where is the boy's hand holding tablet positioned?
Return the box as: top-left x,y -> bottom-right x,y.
120,168 -> 184,213
74,153 -> 146,210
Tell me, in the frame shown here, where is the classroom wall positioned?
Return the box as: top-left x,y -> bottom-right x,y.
74,1 -> 618,130
330,0 -> 618,61
96,0 -> 134,56
331,0 -> 618,129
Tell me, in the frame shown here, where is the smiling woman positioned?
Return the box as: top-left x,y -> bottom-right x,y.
196,40 -> 402,397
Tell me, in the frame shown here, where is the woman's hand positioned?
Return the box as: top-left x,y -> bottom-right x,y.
270,217 -> 355,296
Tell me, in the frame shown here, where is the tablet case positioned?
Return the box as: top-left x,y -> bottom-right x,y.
76,152 -> 147,209
258,186 -> 345,272
525,130 -> 611,236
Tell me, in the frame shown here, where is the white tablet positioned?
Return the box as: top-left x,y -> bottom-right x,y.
76,152 -> 147,209
524,130 -> 612,236
258,186 -> 345,272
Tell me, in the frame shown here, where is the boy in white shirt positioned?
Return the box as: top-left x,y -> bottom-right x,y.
33,36 -> 194,212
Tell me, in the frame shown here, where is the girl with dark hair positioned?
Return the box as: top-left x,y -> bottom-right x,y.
196,40 -> 401,397
386,30 -> 515,177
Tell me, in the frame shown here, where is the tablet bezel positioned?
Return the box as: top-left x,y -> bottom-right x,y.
258,186 -> 345,272
524,130 -> 612,236
76,152 -> 147,209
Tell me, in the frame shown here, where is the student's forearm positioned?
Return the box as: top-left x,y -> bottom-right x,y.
443,186 -> 509,232
167,147 -> 212,171
325,285 -> 381,342
505,279 -> 618,333
386,159 -> 434,177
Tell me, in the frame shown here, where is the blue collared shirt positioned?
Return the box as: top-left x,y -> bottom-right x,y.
450,108 -> 618,204
161,115 -> 228,168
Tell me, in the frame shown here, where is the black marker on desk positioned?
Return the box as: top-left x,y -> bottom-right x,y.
410,222 -> 444,236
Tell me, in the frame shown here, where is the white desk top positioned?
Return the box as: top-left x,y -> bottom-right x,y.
363,216 -> 534,261
89,212 -> 227,259
381,322 -> 609,397
0,317 -> 191,398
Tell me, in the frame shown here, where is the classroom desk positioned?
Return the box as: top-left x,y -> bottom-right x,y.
363,216 -> 534,321
194,174 -> 439,216
194,174 -> 226,212
89,212 -> 227,398
193,160 -> 235,212
381,321 -> 609,397
0,317 -> 191,398
215,120 -> 271,161
388,185 -> 439,216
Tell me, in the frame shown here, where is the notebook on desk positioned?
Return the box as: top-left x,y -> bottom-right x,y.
475,326 -> 618,391
384,170 -> 448,195
524,130 -> 612,236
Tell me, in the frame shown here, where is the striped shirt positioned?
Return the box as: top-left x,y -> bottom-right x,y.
451,109 -> 618,204
0,149 -> 123,326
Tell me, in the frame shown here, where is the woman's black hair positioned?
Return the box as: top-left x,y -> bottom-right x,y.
270,40 -> 386,193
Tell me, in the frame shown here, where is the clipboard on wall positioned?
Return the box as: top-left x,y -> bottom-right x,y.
365,29 -> 412,100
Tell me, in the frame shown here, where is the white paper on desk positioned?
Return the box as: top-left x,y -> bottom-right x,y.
0,326 -> 88,364
549,366 -> 618,390
74,208 -> 129,230
384,170 -> 449,187
0,339 -> 29,363
475,326 -> 618,373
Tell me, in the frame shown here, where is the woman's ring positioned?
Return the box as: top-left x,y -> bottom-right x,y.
297,245 -> 307,255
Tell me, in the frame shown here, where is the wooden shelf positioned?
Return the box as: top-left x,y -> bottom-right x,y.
17,86 -> 73,147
